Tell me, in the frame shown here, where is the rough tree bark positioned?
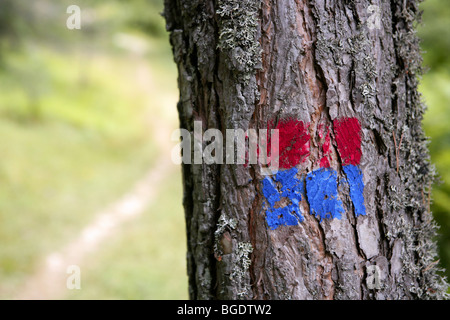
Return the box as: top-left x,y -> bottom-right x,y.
163,0 -> 448,300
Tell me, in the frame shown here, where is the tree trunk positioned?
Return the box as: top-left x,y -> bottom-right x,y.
163,0 -> 448,300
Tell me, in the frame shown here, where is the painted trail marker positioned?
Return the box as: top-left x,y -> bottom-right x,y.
261,117 -> 366,229
306,168 -> 344,221
334,117 -> 366,218
262,167 -> 304,230
272,119 -> 310,169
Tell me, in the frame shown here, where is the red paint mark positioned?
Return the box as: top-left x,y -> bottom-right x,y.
322,130 -> 331,154
318,124 -> 325,139
318,127 -> 332,168
333,117 -> 362,166
271,119 -> 310,169
320,157 -> 330,168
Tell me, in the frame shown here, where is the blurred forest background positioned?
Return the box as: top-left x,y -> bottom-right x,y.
0,0 -> 449,299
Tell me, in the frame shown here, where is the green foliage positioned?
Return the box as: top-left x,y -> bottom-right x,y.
0,0 -> 17,38
419,0 -> 450,282
116,0 -> 166,37
419,0 -> 450,71
420,70 -> 450,280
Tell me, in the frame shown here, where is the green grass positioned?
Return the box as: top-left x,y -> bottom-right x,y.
420,69 -> 450,279
63,169 -> 188,300
0,44 -> 151,137
0,120 -> 157,297
0,28 -> 183,298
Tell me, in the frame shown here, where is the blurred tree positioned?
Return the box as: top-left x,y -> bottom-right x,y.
0,0 -> 16,38
0,0 -> 20,65
165,0 -> 449,300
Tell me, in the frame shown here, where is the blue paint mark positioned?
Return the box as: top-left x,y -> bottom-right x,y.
306,168 -> 344,221
262,165 -> 365,228
261,167 -> 304,230
274,167 -> 302,198
265,206 -> 300,230
343,165 -> 366,217
262,178 -> 280,207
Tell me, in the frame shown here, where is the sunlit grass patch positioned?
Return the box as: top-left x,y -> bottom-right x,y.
64,169 -> 188,300
420,69 -> 450,282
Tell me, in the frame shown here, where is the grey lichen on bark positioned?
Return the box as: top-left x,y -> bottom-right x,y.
217,0 -> 262,84
384,0 -> 447,298
164,0 -> 449,300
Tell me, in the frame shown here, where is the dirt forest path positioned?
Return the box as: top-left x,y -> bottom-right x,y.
15,56 -> 179,300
